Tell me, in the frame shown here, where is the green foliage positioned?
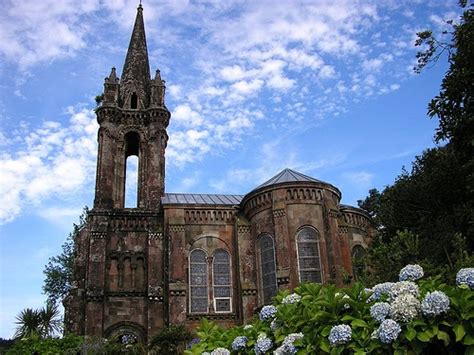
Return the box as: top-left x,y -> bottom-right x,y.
95,93 -> 104,106
415,1 -> 474,162
43,207 -> 88,305
6,334 -> 83,354
359,146 -> 473,284
149,325 -> 193,354
185,274 -> 474,354
13,303 -> 61,339
6,335 -> 149,355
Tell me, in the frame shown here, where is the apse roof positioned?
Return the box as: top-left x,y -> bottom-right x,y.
162,193 -> 243,206
251,168 -> 327,191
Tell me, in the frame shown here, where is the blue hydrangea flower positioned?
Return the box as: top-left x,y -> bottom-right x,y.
421,291 -> 450,317
368,282 -> 394,302
231,336 -> 247,351
210,348 -> 230,355
370,302 -> 391,323
283,333 -> 304,344
389,281 -> 419,301
282,293 -> 301,305
399,264 -> 424,281
377,319 -> 402,344
186,337 -> 200,349
328,324 -> 352,346
254,334 -> 273,354
259,305 -> 277,321
456,268 -> 474,289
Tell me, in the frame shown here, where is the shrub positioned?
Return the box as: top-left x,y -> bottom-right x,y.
185,266 -> 474,354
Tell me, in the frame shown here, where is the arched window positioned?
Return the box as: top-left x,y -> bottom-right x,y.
189,250 -> 208,313
213,249 -> 231,312
130,92 -> 138,109
352,245 -> 367,281
258,234 -> 278,304
296,227 -> 322,283
124,132 -> 140,208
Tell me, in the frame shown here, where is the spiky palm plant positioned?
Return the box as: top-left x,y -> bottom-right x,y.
14,303 -> 61,339
14,308 -> 41,339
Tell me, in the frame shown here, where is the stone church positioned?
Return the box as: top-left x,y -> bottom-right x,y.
64,5 -> 375,342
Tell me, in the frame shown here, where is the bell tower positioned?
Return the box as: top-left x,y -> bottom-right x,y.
94,3 -> 169,209
65,4 -> 169,342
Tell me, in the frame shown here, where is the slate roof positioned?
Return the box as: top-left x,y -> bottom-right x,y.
162,193 -> 243,206
251,168 -> 326,192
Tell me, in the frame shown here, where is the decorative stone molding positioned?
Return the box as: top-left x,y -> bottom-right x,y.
338,226 -> 348,234
169,282 -> 186,296
277,277 -> 290,285
328,209 -> 339,218
169,224 -> 185,233
91,231 -> 107,239
148,231 -> 163,241
273,209 -> 286,218
242,288 -> 258,296
187,313 -> 236,321
148,285 -> 164,302
237,225 -> 251,234
86,289 -> 104,302
184,209 -> 235,224
106,291 -> 146,297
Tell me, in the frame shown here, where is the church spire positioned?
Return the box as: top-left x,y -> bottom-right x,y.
120,3 -> 151,109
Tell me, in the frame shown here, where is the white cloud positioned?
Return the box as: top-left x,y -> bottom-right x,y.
319,65 -> 336,79
0,107 -> 98,224
172,104 -> 204,127
342,171 -> 374,189
231,79 -> 264,95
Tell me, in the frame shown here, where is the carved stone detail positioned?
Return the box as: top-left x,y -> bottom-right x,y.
242,288 -> 258,296
273,209 -> 286,218
169,224 -> 185,233
237,225 -> 251,234
91,232 -> 107,239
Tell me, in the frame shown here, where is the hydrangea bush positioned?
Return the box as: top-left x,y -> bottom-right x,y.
186,266 -> 474,354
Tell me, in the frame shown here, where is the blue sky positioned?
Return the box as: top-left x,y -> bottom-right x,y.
0,0 -> 458,338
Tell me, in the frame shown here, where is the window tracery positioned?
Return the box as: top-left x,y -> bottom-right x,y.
296,227 -> 322,283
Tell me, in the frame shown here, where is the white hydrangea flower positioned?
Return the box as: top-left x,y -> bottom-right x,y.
210,348 -> 230,355
282,293 -> 301,305
390,293 -> 420,322
389,281 -> 419,301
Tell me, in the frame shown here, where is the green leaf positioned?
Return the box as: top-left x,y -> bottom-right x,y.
454,323 -> 466,342
320,340 -> 330,353
416,332 -> 431,342
437,330 -> 450,346
405,327 -> 416,341
351,319 -> 368,328
464,334 -> 474,346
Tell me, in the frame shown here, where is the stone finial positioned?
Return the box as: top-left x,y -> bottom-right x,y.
105,67 -> 119,83
154,69 -> 162,82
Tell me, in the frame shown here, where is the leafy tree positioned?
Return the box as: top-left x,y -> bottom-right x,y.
359,2 -> 474,283
42,207 -> 88,305
415,0 -> 474,164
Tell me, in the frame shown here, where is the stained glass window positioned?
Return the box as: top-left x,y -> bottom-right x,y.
259,234 -> 278,304
297,227 -> 322,283
213,249 -> 231,312
189,249 -> 208,313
